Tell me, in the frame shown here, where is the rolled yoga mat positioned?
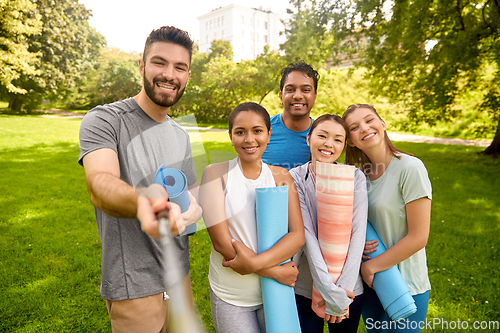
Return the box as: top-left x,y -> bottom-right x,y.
255,185 -> 301,333
365,222 -> 417,321
312,162 -> 355,318
154,164 -> 196,236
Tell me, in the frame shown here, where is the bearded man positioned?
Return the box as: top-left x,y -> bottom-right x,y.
78,26 -> 202,333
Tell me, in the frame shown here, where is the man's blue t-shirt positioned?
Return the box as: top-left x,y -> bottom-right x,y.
262,114 -> 313,170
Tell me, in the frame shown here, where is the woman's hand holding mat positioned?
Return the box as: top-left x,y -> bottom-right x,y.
267,261 -> 298,287
222,239 -> 259,275
362,239 -> 379,261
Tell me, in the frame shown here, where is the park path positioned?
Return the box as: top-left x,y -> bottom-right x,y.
39,110 -> 490,147
183,126 -> 491,147
386,132 -> 490,147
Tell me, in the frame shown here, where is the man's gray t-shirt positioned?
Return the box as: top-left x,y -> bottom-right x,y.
78,98 -> 197,301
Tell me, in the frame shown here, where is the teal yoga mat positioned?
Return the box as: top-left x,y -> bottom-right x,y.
255,186 -> 301,333
365,222 -> 417,321
154,165 -> 196,236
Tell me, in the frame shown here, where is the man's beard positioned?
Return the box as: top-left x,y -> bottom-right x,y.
143,73 -> 186,108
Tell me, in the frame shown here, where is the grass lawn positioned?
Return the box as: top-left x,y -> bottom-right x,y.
0,114 -> 499,332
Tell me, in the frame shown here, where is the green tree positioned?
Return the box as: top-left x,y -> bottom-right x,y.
0,0 -> 42,94
245,46 -> 287,104
281,0 -> 335,68
208,39 -> 234,60
330,0 -> 500,156
68,47 -> 142,109
7,0 -> 105,111
171,40 -> 236,122
187,42 -> 210,88
172,40 -> 286,123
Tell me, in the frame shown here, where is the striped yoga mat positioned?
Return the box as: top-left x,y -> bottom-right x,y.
312,162 -> 355,318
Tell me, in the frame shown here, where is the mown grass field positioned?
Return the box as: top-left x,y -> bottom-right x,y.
0,113 -> 498,332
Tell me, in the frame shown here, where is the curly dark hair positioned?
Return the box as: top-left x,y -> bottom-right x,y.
279,61 -> 320,93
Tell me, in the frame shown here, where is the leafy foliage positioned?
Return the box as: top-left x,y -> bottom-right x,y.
281,0 -> 335,68
326,0 -> 500,154
280,0 -> 500,153
0,0 -> 42,94
170,41 -> 286,123
5,0 -> 106,111
67,47 -> 142,109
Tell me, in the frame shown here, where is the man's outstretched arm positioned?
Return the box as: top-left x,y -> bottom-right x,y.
83,148 -> 139,218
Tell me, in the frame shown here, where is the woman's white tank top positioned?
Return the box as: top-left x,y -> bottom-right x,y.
208,157 -> 276,306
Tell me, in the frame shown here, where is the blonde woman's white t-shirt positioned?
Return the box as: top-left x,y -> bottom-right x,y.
367,154 -> 432,295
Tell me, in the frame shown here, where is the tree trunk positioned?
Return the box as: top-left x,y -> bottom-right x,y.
9,97 -> 23,112
480,118 -> 500,158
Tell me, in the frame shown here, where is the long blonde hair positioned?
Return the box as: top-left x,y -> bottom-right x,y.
342,104 -> 411,173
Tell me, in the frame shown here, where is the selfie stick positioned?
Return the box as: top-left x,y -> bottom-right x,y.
158,212 -> 205,333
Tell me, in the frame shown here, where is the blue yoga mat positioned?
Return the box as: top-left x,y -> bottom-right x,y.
365,222 -> 417,321
255,186 -> 301,333
154,165 -> 196,236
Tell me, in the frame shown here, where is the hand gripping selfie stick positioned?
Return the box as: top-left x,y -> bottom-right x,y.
158,211 -> 205,333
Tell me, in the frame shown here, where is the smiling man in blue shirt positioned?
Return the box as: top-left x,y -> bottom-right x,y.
262,61 -> 319,170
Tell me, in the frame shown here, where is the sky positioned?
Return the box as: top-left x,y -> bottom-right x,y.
79,0 -> 293,54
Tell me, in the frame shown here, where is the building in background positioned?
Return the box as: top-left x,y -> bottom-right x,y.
197,4 -> 282,62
